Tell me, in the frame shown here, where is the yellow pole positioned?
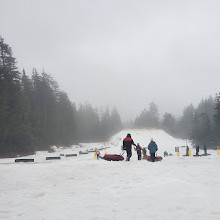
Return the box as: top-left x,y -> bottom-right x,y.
94,152 -> 97,159
177,152 -> 180,156
217,149 -> 220,156
188,149 -> 191,156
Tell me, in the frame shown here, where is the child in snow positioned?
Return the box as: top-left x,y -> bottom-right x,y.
134,143 -> 143,160
143,148 -> 147,157
164,151 -> 168,157
96,149 -> 100,159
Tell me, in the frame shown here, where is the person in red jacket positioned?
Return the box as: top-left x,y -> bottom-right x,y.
123,133 -> 136,161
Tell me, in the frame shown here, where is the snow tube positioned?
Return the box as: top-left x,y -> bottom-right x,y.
79,151 -> 89,154
46,156 -> 61,160
142,155 -> 163,162
102,154 -> 124,161
65,154 -> 77,157
15,159 -> 34,163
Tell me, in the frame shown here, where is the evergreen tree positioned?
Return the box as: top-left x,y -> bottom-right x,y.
56,91 -> 76,146
134,102 -> 159,128
214,93 -> 220,145
148,102 -> 160,128
178,104 -> 195,139
100,107 -> 111,140
162,113 -> 176,135
0,36 -> 34,156
109,106 -> 122,137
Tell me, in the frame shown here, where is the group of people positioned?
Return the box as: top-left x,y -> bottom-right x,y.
122,133 -> 158,162
185,144 -> 207,156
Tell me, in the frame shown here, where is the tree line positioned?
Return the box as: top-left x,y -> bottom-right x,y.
133,96 -> 220,149
0,36 -> 122,157
1,35 -> 220,157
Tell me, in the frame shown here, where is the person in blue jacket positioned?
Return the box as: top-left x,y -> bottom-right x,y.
148,138 -> 158,162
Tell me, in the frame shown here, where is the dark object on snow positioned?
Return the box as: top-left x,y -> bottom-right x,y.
65,154 -> 77,157
46,157 -> 61,160
60,154 -> 65,156
142,155 -> 163,162
196,144 -> 200,156
102,154 -> 124,161
151,153 -> 156,162
169,153 -> 173,156
79,151 -> 89,155
186,146 -> 189,156
143,148 -> 147,156
15,159 -> 34,162
201,153 -> 211,156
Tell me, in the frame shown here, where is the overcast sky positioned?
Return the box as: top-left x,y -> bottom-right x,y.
1,0 -> 220,120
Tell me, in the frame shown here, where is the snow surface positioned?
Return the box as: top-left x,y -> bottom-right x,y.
0,129 -> 220,220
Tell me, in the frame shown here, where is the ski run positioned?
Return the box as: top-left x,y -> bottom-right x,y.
0,129 -> 220,220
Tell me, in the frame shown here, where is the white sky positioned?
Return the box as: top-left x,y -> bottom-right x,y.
1,0 -> 220,120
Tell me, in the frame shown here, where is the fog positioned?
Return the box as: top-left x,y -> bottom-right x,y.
1,0 -> 220,120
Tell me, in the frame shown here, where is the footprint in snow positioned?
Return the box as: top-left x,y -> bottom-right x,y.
34,192 -> 45,198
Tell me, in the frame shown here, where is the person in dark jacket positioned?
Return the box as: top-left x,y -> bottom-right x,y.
186,146 -> 189,156
134,143 -> 143,160
148,138 -> 158,162
196,144 -> 199,156
123,133 -> 136,161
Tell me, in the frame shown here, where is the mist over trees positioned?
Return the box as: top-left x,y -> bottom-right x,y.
134,102 -> 160,128
1,35 -> 220,157
0,36 -> 122,157
133,96 -> 219,149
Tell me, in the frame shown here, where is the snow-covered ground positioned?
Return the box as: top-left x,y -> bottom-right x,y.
0,129 -> 220,220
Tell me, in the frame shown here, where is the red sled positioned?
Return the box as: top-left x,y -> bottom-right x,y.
102,154 -> 124,161
142,155 -> 163,162
193,155 -> 201,157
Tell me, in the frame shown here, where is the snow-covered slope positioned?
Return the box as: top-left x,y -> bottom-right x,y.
0,129 -> 219,220
110,129 -> 191,155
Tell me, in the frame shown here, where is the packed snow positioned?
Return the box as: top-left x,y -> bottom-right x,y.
0,129 -> 220,220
